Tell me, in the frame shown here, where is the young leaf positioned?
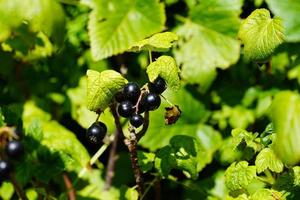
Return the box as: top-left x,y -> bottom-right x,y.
146,56 -> 180,91
225,161 -> 257,196
250,189 -> 286,200
0,108 -> 5,127
267,0 -> 300,42
270,91 -> 300,166
0,182 -> 14,200
128,32 -> 178,52
86,70 -> 128,112
238,9 -> 284,61
174,0 -> 242,92
231,128 -> 261,152
255,148 -> 284,173
88,0 -> 165,60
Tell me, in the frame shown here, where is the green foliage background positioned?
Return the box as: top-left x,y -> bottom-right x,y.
1,0 -> 300,199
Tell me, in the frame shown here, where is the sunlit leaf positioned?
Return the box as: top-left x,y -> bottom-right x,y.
238,9 -> 284,61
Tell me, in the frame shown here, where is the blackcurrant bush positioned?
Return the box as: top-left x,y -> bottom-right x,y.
0,160 -> 11,179
130,114 -> 144,128
118,101 -> 135,118
5,140 -> 24,158
86,122 -> 107,144
123,82 -> 141,103
148,77 -> 167,94
143,93 -> 161,111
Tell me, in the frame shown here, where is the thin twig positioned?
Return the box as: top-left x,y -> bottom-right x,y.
104,105 -> 123,190
140,177 -> 159,200
62,172 -> 76,200
10,173 -> 28,200
124,130 -> 144,196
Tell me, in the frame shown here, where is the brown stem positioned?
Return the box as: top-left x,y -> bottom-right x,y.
125,130 -> 144,196
10,173 -> 28,200
62,172 -> 76,200
104,105 -> 123,190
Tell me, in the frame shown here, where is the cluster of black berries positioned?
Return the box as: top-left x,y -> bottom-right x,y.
0,138 -> 24,185
117,77 -> 167,126
86,77 -> 167,145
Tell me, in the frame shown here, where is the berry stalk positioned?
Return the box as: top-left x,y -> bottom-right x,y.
104,105 -> 123,190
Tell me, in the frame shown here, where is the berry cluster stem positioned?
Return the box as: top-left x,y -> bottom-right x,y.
62,172 -> 76,200
125,130 -> 143,196
104,105 -> 123,190
10,173 -> 28,200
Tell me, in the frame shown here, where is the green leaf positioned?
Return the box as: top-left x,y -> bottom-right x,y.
128,32 -> 178,52
137,151 -> 155,173
22,101 -> 90,172
174,0 -> 241,92
231,128 -> 261,152
86,70 -> 128,112
255,148 -> 284,173
226,194 -> 249,200
154,146 -> 177,178
183,171 -> 227,200
238,9 -> 284,61
267,0 -> 300,42
225,161 -> 257,196
140,87 -> 212,151
250,189 -> 286,200
88,0 -> 165,60
0,0 -> 65,44
0,107 -> 5,127
0,182 -> 14,200
67,76 -> 115,131
146,56 -> 180,91
269,91 -> 300,166
155,135 -> 219,179
170,135 -> 206,179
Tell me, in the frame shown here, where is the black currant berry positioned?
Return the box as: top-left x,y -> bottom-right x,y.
5,140 -> 24,158
118,101 -> 135,118
143,93 -> 161,111
86,122 -> 107,144
115,91 -> 125,103
130,114 -> 144,128
148,77 -> 167,94
0,160 -> 11,179
123,82 -> 141,103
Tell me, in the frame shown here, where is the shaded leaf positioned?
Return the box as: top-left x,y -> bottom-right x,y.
238,9 -> 284,61
137,151 -> 155,173
86,70 -> 128,112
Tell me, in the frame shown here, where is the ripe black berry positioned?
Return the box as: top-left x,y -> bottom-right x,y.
123,82 -> 141,103
86,122 -> 107,144
5,140 -> 24,158
148,77 -> 167,94
118,101 -> 135,118
142,93 -> 161,111
0,160 -> 11,179
130,114 -> 144,128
